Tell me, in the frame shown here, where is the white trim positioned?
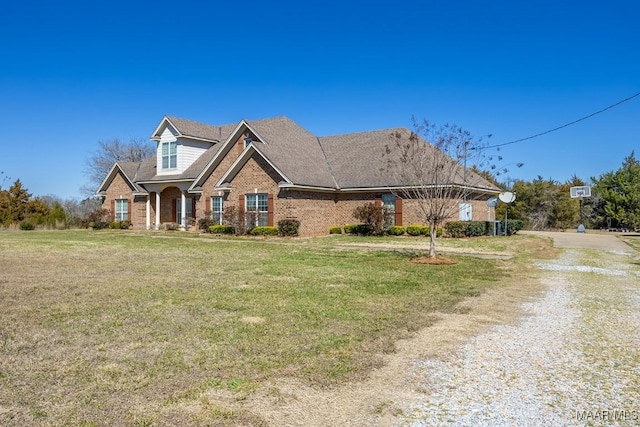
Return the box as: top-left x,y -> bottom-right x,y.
136,178 -> 193,185
214,143 -> 291,188
95,162 -> 139,195
155,192 -> 161,229
277,183 -> 499,194
190,119 -> 271,192
189,120 -> 249,190
150,116 -> 221,144
146,195 -> 151,230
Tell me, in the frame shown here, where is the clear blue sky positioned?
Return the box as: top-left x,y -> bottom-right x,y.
1,1 -> 638,199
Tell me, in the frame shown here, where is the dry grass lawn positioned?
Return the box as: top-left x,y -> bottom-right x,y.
0,230 -> 552,426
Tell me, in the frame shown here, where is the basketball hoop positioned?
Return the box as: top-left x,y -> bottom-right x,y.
570,186 -> 591,233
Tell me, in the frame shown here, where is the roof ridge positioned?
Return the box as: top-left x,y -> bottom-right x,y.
315,137 -> 340,190
320,126 -> 410,139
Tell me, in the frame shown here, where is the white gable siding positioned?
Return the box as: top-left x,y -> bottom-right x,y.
157,127 -> 178,176
178,139 -> 210,171
156,125 -> 211,175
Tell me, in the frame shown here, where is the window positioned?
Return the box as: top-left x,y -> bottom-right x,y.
211,196 -> 223,225
176,198 -> 193,223
162,141 -> 177,169
382,194 -> 396,227
115,199 -> 128,221
245,193 -> 268,228
459,202 -> 472,221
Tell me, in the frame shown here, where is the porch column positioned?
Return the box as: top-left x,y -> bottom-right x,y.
155,192 -> 161,229
181,191 -> 187,228
146,195 -> 151,230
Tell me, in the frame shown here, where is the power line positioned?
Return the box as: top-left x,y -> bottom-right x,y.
483,92 -> 640,150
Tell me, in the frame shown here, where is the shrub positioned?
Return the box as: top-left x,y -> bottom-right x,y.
352,202 -> 386,235
387,225 -> 406,236
343,224 -> 357,234
465,221 -> 487,237
19,221 -> 35,230
108,220 -> 131,230
406,225 -> 428,236
84,208 -> 111,229
502,219 -> 524,235
209,225 -> 235,234
222,206 -> 245,235
329,226 -> 342,234
90,221 -> 110,230
198,217 -> 214,232
164,223 -> 179,231
427,226 -> 443,237
344,223 -> 373,235
278,219 -> 300,237
444,221 -> 468,238
249,226 -> 279,236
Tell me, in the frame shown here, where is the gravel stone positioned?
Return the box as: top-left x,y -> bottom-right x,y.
398,248 -> 640,426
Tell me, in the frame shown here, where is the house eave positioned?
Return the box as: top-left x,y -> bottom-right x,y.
136,178 -> 194,185
278,183 -> 337,192
338,184 -> 500,194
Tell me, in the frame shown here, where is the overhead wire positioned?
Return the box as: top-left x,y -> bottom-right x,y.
481,91 -> 640,150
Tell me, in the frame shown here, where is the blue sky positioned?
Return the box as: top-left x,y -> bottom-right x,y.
1,1 -> 638,199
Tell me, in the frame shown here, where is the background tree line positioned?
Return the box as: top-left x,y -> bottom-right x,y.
493,151 -> 640,231
0,178 -> 102,229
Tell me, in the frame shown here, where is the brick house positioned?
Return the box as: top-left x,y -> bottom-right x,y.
96,115 -> 499,235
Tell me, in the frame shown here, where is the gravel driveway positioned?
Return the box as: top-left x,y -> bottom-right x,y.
399,232 -> 640,426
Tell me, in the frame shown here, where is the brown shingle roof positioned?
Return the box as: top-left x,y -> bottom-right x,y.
125,115 -> 499,193
163,116 -> 236,142
247,117 -> 338,188
320,127 -> 499,191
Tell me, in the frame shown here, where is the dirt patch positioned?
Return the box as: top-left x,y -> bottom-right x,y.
410,256 -> 458,265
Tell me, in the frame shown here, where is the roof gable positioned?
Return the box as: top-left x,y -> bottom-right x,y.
96,162 -> 144,194
151,115 -> 236,143
215,143 -> 289,189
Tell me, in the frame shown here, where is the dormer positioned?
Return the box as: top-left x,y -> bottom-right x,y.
151,116 -> 223,176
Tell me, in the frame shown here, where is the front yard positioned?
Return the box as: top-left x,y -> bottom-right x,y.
0,230 -> 545,425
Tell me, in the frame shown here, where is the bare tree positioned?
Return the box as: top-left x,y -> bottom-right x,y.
384,118 -> 494,258
83,137 -> 155,195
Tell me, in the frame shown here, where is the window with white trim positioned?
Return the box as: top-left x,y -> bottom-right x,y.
211,196 -> 223,225
382,194 -> 396,227
115,199 -> 128,221
459,202 -> 472,221
161,141 -> 177,169
245,193 -> 268,228
176,198 -> 193,223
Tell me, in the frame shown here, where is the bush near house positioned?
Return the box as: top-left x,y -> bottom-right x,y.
109,220 -> 131,230
502,219 -> 524,235
405,225 -> 442,237
198,213 -> 214,232
329,226 -> 342,234
209,225 -> 235,234
249,226 -> 279,236
406,225 -> 428,236
344,224 -> 373,235
352,202 -> 386,235
277,219 -> 301,237
387,225 -> 406,236
445,221 -> 493,238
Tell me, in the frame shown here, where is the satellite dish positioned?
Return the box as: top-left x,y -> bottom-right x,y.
499,192 -> 516,204
486,197 -> 499,208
